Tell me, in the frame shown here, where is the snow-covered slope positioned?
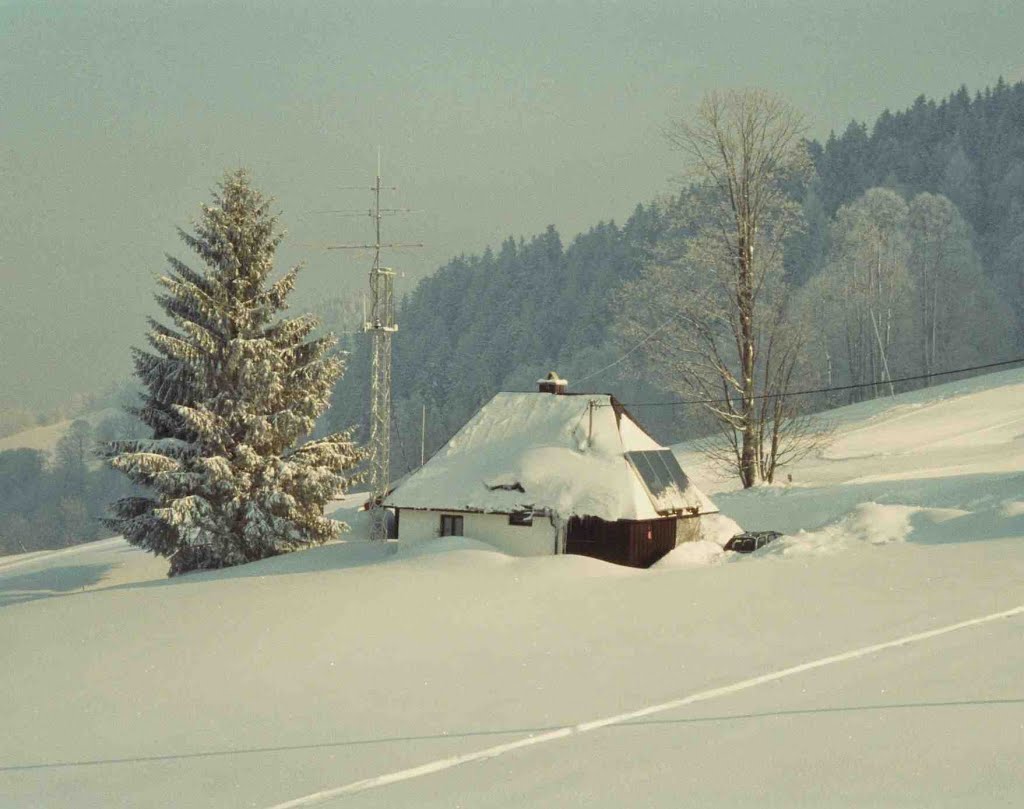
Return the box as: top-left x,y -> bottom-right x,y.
2,371 -> 1023,808
674,367 -> 1024,554
0,407 -> 120,454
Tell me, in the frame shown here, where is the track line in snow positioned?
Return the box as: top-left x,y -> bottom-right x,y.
265,603 -> 1024,808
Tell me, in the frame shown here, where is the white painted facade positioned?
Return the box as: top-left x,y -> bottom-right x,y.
386,388 -> 718,565
675,516 -> 700,544
398,508 -> 702,559
397,509 -> 559,557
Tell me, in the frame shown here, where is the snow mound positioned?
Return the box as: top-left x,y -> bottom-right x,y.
1002,500 -> 1024,518
394,535 -> 510,562
918,499 -> 1024,545
698,512 -> 744,546
757,502 -> 968,558
651,540 -> 726,569
392,536 -> 635,578
325,495 -> 370,540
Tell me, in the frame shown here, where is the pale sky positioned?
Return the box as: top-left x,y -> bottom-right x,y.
3,0 -> 1023,409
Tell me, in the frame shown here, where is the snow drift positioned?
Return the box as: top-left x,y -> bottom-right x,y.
3,368 -> 1024,808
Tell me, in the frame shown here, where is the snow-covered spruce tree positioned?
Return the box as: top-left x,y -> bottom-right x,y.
105,170 -> 363,576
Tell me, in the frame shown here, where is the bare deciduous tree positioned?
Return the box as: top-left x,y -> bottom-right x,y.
906,192 -> 1013,383
822,188 -> 911,399
618,89 -> 820,487
799,188 -> 1016,398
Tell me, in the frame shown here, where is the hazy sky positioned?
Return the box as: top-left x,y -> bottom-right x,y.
3,0 -> 1023,410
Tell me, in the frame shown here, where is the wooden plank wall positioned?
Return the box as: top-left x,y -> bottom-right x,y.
566,516 -> 678,568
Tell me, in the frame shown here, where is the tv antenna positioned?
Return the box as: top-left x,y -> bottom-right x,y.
323,150 -> 422,541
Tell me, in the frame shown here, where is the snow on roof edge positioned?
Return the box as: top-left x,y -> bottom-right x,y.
385,391 -> 718,521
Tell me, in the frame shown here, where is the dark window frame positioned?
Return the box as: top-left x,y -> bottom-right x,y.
508,510 -> 534,527
440,514 -> 464,537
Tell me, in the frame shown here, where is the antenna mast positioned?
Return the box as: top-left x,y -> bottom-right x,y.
324,151 -> 421,541
365,153 -> 396,540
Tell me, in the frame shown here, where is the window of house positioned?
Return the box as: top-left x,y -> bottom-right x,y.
440,514 -> 464,537
508,510 -> 534,527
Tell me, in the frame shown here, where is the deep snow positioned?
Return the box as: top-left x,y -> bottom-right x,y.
2,369 -> 1023,808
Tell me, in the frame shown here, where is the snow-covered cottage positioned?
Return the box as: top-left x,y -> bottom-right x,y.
384,374 -> 718,568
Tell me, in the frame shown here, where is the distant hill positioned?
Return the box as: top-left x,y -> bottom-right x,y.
0,408 -> 121,455
0,407 -> 139,556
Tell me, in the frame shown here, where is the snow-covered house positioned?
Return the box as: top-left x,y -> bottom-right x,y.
384,374 -> 718,568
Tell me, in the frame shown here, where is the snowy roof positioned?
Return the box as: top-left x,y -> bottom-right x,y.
385,392 -> 717,521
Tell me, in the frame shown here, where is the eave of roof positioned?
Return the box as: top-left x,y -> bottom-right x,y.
384,391 -> 717,521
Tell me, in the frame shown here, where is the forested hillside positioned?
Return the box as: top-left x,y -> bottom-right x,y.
0,419 -> 139,554
322,80 -> 1024,475
320,206 -> 688,463
804,78 -> 1024,309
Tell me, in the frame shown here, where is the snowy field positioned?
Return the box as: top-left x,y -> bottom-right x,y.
0,408 -> 119,454
2,370 -> 1023,807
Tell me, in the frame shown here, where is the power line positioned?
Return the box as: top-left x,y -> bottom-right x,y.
573,317 -> 676,386
595,356 -> 1024,408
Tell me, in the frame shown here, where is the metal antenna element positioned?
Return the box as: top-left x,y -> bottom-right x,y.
325,150 -> 420,541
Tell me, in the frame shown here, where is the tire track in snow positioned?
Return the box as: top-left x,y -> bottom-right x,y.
265,603 -> 1024,808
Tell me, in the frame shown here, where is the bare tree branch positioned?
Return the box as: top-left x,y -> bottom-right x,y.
618,89 -> 824,487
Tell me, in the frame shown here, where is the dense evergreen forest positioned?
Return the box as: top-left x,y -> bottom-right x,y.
321,79 -> 1024,474
814,80 -> 1024,292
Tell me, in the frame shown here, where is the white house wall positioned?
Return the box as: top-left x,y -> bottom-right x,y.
398,509 -> 558,557
675,516 -> 701,545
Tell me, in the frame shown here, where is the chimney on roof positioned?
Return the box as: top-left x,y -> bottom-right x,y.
537,371 -> 568,394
